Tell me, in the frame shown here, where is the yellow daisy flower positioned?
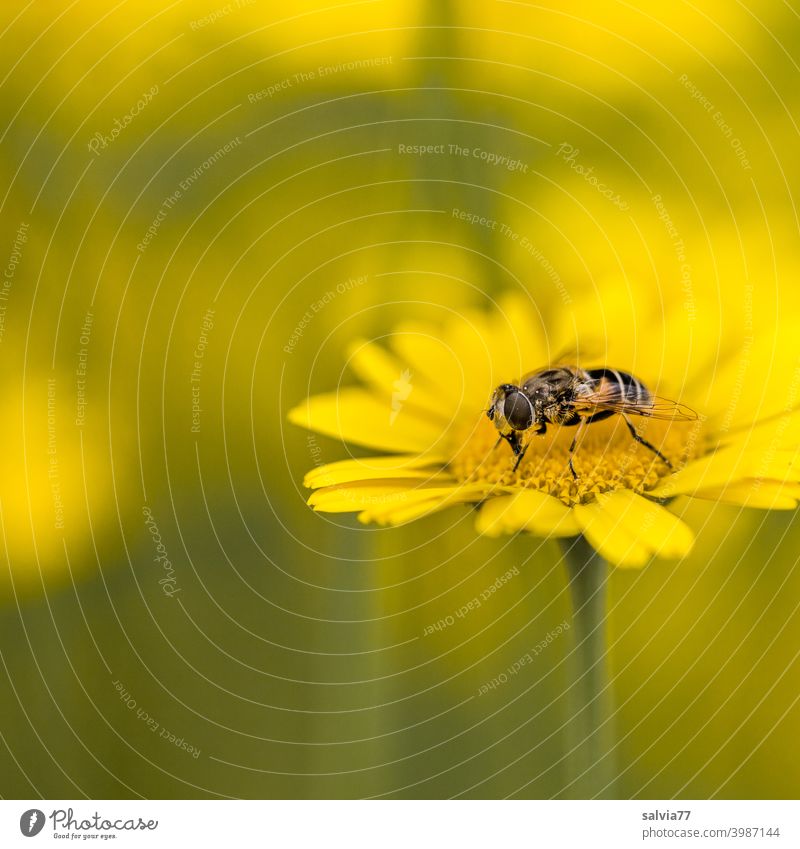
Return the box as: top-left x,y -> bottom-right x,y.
288,293 -> 800,568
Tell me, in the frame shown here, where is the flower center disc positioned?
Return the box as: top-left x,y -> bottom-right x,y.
449,415 -> 701,505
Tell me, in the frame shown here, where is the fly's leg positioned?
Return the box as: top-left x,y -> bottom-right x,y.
567,418 -> 589,480
497,431 -> 527,472
512,423 -> 547,472
565,411 -> 611,479
512,441 -> 529,473
622,414 -> 673,470
496,424 -> 546,473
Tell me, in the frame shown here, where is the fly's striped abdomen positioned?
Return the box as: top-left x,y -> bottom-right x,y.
584,368 -> 653,407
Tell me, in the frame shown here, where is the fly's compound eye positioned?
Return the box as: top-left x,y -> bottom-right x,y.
503,392 -> 533,430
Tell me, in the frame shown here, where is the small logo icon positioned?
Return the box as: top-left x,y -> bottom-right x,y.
19,809 -> 45,837
390,369 -> 413,424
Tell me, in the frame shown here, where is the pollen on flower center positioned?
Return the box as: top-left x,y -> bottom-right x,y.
448,414 -> 702,506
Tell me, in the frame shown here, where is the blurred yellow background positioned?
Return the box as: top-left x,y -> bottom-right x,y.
1,0 -> 799,798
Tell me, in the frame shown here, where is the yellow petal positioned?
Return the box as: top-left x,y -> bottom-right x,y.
592,490 -> 694,559
716,409 -> 800,451
287,388 -> 445,453
360,483 -> 493,525
475,489 -> 581,537
573,490 -> 693,567
440,311 -> 499,412
650,446 -> 800,497
572,499 -> 651,568
489,291 -> 549,377
691,479 -> 800,510
390,322 -> 466,405
307,481 -> 421,513
346,338 -> 445,418
309,481 -> 493,516
304,454 -> 448,489
437,295 -> 559,427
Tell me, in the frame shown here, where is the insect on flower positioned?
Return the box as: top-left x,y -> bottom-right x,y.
487,366 -> 699,478
289,293 -> 800,567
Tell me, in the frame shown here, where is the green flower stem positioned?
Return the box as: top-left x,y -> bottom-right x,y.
559,535 -> 618,798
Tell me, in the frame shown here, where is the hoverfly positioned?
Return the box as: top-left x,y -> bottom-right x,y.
487,366 -> 698,478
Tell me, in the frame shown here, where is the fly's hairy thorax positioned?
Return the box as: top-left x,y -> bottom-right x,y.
520,366 -> 587,425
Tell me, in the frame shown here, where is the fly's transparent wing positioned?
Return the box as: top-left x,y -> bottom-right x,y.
575,387 -> 699,421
